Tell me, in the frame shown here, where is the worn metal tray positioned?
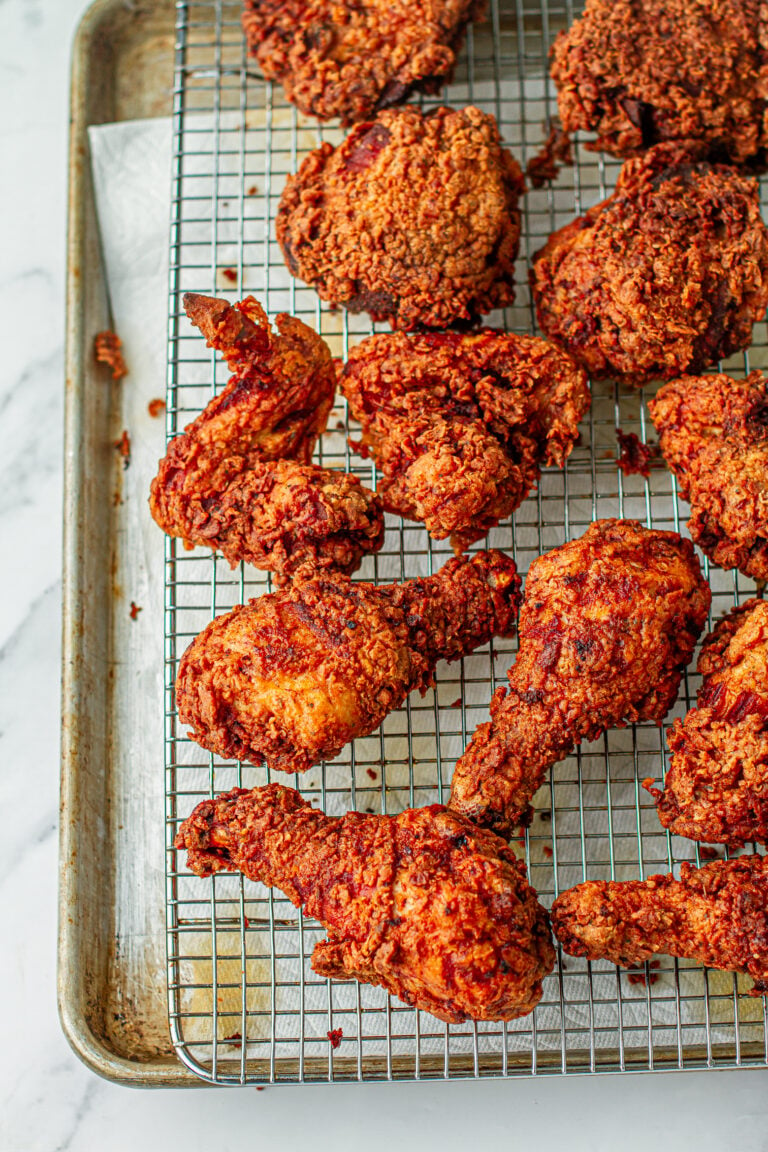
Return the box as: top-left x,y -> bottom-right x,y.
61,0 -> 768,1088
60,0 -> 198,1086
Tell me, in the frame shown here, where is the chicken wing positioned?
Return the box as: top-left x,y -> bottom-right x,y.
648,372 -> 768,582
449,520 -> 711,833
339,329 -> 589,551
149,293 -> 384,582
177,549 -> 520,772
175,783 -> 555,1022
550,855 -> 768,994
649,600 -> 768,846
530,143 -> 768,386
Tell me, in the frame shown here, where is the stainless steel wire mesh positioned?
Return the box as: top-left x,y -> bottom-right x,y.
165,0 -> 768,1083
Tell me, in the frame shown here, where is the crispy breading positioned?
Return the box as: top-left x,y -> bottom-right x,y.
149,294 -> 383,582
176,550 -> 520,772
530,143 -> 768,386
551,855 -> 768,994
176,783 -> 555,1022
649,600 -> 768,846
648,372 -> 768,581
339,329 -> 589,551
551,0 -> 767,165
276,105 -> 525,331
242,0 -> 486,125
449,520 -> 710,834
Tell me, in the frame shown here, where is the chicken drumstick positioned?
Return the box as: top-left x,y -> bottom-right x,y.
175,784 -> 556,1023
449,520 -> 710,833
551,855 -> 768,994
177,550 -> 520,772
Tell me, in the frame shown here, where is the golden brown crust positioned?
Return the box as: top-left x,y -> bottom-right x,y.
149,294 -> 384,581
175,784 -> 555,1023
551,0 -> 768,165
648,372 -> 768,581
276,105 -> 525,330
339,329 -> 590,550
242,0 -> 486,126
449,519 -> 711,834
530,143 -> 768,386
550,855 -> 768,994
176,550 -> 520,772
650,600 -> 768,845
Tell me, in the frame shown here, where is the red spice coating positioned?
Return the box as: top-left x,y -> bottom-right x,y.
242,0 -> 486,126
276,105 -> 525,331
175,783 -> 555,1023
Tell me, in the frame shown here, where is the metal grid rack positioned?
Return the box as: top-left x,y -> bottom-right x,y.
164,0 -> 768,1083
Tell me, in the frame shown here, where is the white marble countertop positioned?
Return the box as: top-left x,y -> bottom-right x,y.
2,0 -> 767,1148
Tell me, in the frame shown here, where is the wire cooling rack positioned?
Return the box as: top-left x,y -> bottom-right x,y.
164,0 -> 768,1084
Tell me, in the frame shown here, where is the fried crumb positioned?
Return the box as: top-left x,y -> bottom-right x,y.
223,1032 -> 242,1047
148,398 -> 166,418
699,846 -> 721,862
129,601 -> 142,621
94,330 -> 128,380
327,1028 -> 343,1049
542,845 -> 553,858
247,185 -> 258,196
221,267 -> 238,283
114,429 -> 131,468
526,118 -> 573,188
450,698 -> 462,709
366,768 -> 378,780
617,430 -> 656,478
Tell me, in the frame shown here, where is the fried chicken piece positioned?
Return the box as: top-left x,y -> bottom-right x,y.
149,294 -> 383,582
177,550 -> 519,772
530,143 -> 768,387
339,329 -> 589,551
175,783 -> 555,1022
551,855 -> 768,994
242,0 -> 486,126
648,372 -> 768,581
551,0 -> 768,166
648,601 -> 768,846
276,105 -> 525,331
449,520 -> 710,833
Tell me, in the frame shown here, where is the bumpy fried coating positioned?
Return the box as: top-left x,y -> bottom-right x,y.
276,105 -> 525,330
242,0 -> 486,126
551,855 -> 768,994
176,783 -> 555,1022
449,520 -> 711,833
551,0 -> 768,166
149,294 -> 383,582
177,550 -> 520,772
649,601 -> 768,846
648,373 -> 768,581
339,329 -> 590,551
530,143 -> 768,386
